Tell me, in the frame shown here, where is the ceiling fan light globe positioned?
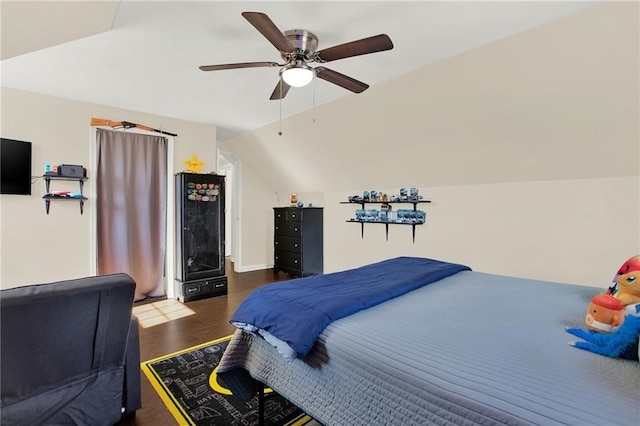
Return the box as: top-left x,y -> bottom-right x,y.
281,66 -> 314,87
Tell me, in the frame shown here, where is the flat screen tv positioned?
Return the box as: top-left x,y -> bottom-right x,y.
1,138 -> 32,195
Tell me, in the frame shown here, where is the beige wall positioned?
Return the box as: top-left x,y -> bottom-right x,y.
0,87 -> 217,288
2,2 -> 637,290
221,1 -> 639,286
319,177 -> 639,287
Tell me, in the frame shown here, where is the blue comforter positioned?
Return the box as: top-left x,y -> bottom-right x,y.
230,256 -> 470,358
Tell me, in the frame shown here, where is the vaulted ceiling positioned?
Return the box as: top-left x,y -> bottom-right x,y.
1,1 -> 599,140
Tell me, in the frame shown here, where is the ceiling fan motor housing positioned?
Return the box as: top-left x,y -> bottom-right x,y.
283,29 -> 318,62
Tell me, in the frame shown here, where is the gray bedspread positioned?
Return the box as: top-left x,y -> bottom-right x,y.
217,270 -> 640,425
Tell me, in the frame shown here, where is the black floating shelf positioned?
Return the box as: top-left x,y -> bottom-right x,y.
42,196 -> 87,215
42,175 -> 88,215
345,220 -> 424,243
339,200 -> 431,205
341,200 -> 430,243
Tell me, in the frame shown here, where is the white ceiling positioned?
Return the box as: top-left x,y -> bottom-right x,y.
0,1 -> 598,141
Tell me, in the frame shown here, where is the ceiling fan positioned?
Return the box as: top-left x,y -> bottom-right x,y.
199,12 -> 394,100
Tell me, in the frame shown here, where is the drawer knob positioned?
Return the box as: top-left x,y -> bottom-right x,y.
275,241 -> 279,245
294,227 -> 298,231
294,243 -> 298,247
294,259 -> 298,264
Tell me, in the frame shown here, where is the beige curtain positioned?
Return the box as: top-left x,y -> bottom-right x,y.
96,128 -> 167,301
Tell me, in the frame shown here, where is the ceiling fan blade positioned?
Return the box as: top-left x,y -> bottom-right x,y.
316,34 -> 393,63
270,79 -> 291,100
199,62 -> 280,72
242,12 -> 294,53
315,67 -> 369,94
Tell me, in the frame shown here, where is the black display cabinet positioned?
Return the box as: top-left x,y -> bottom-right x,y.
174,172 -> 227,302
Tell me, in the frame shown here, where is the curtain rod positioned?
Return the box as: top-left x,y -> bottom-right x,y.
90,117 -> 178,137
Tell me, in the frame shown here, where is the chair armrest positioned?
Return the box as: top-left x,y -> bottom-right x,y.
122,316 -> 142,416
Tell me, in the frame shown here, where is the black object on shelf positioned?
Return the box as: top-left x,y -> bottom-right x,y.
340,200 -> 431,243
42,175 -> 88,214
174,172 -> 227,302
273,207 -> 323,277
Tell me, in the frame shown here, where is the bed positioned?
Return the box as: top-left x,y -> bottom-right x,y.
217,257 -> 640,425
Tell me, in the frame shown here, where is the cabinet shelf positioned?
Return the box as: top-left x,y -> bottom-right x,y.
43,175 -> 88,215
341,200 -> 431,243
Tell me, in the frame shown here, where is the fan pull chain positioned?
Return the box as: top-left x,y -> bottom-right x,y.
278,89 -> 282,136
312,74 -> 316,124
278,80 -> 283,136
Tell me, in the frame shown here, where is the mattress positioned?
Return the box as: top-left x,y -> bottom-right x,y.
231,256 -> 470,359
218,270 -> 640,425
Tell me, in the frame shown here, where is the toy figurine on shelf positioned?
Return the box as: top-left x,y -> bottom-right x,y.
290,193 -> 298,206
408,187 -> 423,201
400,188 -> 408,201
380,204 -> 391,222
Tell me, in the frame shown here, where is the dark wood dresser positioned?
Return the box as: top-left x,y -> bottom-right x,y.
273,207 -> 323,276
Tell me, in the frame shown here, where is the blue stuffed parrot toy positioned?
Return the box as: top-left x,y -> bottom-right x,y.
566,314 -> 640,360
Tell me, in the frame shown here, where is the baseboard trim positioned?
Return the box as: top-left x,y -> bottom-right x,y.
237,263 -> 273,273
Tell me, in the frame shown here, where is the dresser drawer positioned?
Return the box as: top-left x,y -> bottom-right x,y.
274,208 -> 303,222
199,278 -> 228,294
285,209 -> 302,221
274,236 -> 302,253
176,276 -> 227,302
274,250 -> 302,270
274,220 -> 301,238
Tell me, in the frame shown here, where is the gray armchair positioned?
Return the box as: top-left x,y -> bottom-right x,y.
0,273 -> 141,425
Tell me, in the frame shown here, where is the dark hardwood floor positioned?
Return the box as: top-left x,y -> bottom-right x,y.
117,259 -> 291,426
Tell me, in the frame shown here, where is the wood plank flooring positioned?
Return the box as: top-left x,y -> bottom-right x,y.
117,260 -> 290,426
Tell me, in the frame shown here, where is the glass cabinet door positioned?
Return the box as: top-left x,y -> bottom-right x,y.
175,173 -> 225,282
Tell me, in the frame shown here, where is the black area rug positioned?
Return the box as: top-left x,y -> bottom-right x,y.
141,336 -> 312,426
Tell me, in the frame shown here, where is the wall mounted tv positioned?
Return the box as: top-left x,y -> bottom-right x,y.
1,138 -> 33,195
